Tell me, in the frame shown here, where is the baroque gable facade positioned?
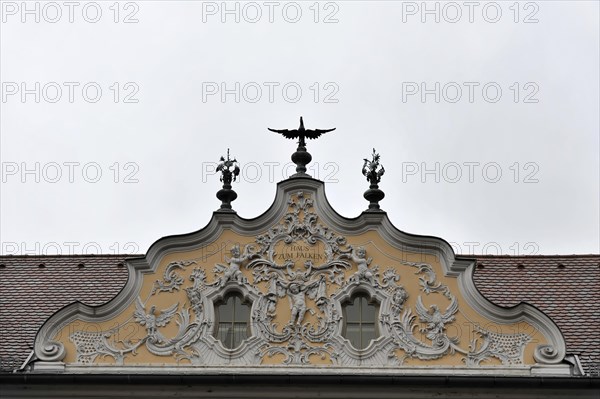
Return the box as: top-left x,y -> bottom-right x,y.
33,178 -> 569,377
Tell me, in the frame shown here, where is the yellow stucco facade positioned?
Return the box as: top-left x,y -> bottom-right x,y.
49,191 -> 548,369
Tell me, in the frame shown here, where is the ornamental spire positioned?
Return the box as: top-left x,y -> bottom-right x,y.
215,148 -> 240,211
268,116 -> 335,178
362,148 -> 385,211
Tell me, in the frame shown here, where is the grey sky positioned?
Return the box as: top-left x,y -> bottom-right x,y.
1,1 -> 598,256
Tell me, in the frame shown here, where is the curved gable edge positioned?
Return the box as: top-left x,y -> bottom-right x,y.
32,177 -> 570,375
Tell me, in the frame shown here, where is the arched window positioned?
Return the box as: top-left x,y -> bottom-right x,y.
343,294 -> 378,350
214,293 -> 251,349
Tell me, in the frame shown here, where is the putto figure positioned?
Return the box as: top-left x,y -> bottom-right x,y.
214,244 -> 256,286
346,246 -> 375,284
268,276 -> 322,326
288,282 -> 308,325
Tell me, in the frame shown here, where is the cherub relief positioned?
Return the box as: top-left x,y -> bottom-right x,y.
214,244 -> 256,287
288,282 -> 308,325
269,276 -> 323,325
345,246 -> 375,284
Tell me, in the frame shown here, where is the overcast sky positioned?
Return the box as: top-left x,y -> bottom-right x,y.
1,1 -> 598,256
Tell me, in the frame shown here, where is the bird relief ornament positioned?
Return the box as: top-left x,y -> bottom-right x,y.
134,299 -> 179,345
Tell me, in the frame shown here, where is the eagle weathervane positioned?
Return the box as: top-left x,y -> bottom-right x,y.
268,116 -> 335,178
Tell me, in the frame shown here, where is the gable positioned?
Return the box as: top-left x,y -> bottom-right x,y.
32,178 -> 569,376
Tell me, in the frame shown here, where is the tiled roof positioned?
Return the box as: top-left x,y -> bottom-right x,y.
0,254 -> 598,375
471,254 -> 600,377
0,255 -> 130,371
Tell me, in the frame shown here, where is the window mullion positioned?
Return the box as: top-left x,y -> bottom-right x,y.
359,298 -> 363,348
232,298 -> 237,348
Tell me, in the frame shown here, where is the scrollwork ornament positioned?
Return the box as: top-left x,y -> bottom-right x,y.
37,340 -> 66,362
153,260 -> 197,294
534,344 -> 562,364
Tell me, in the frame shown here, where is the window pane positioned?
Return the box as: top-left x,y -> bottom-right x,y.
219,323 -> 233,348
233,323 -> 248,347
346,323 -> 361,349
361,297 -> 376,320
219,296 -> 234,322
215,294 -> 251,349
345,297 -> 361,322
234,297 -> 250,321
360,323 -> 376,348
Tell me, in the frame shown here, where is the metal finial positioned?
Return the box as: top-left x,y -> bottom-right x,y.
268,116 -> 335,178
362,148 -> 385,211
216,148 -> 240,211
